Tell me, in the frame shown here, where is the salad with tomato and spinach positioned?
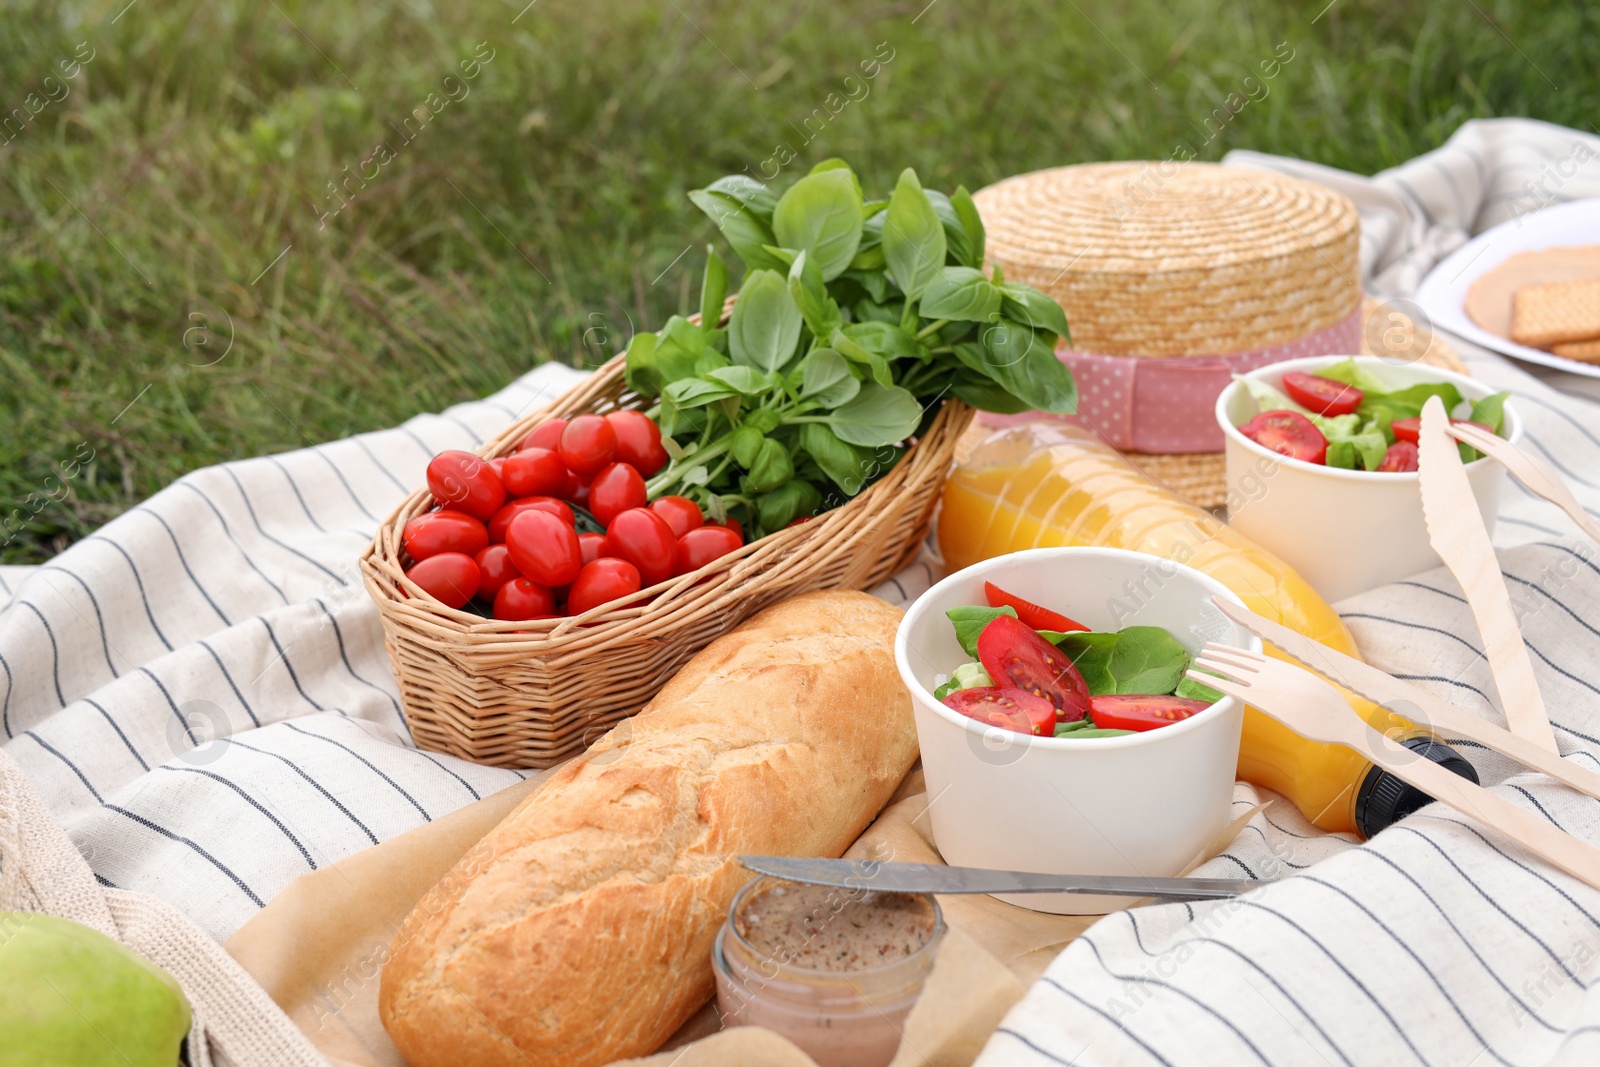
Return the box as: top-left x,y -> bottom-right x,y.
933,583 -> 1222,739
1235,359 -> 1511,473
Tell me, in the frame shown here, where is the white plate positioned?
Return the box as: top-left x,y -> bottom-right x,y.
1415,200 -> 1600,379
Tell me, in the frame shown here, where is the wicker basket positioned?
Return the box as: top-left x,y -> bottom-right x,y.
360,355 -> 972,768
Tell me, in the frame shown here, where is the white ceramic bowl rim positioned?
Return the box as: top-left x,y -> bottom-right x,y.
1214,354 -> 1523,482
896,547 -> 1260,752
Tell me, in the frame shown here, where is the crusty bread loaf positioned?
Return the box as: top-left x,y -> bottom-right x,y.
378,591 -> 918,1067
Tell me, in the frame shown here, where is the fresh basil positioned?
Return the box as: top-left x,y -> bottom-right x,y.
699,246 -> 728,328
999,283 -> 1071,343
787,250 -> 842,339
728,270 -> 803,374
773,168 -> 863,282
799,422 -> 874,493
921,267 -> 1002,323
688,189 -> 786,272
820,383 -> 923,447
798,348 -> 860,408
946,605 -> 1016,658
882,168 -> 946,301
951,186 -> 986,267
975,322 -> 1077,414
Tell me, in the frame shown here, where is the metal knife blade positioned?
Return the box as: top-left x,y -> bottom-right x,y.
737,856 -> 1263,901
1417,395 -> 1558,754
1208,595 -> 1600,801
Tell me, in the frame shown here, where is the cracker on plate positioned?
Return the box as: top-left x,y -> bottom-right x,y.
1464,245 -> 1600,337
1510,278 -> 1600,348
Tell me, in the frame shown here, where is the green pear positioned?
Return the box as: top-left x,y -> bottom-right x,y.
0,911 -> 190,1067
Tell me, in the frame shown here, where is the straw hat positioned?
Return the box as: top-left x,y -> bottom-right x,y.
975,161 -> 1361,356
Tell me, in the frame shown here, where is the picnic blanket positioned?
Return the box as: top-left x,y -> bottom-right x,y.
2,117 -> 1599,1066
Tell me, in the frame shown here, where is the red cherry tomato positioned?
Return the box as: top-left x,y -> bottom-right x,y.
500,447 -> 569,498
1391,417 -> 1493,446
1089,694 -> 1211,732
426,451 -> 506,521
650,496 -> 705,539
493,577 -> 558,621
942,687 -> 1057,737
977,614 -> 1092,722
405,552 -> 480,610
1238,410 -> 1328,465
983,581 -> 1089,633
402,509 -> 488,562
606,410 -> 669,477
566,557 -> 643,616
505,509 -> 583,587
488,497 -> 575,543
601,507 -> 676,586
674,524 -> 744,575
588,463 -> 647,527
578,532 -> 606,566
1283,372 -> 1364,417
558,414 -> 617,476
1378,440 -> 1420,472
786,515 -> 814,528
474,544 -> 521,600
520,419 -> 567,452
706,516 -> 744,541
488,457 -> 506,478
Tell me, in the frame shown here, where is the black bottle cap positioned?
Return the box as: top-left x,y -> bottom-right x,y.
1354,736 -> 1480,838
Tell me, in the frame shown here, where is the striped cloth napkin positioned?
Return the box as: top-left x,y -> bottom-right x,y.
1,117 -> 1598,1065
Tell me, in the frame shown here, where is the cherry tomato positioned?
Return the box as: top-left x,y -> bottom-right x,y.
405,552 -> 480,610
1238,410 -> 1328,465
474,544 -> 521,600
601,507 -> 676,586
976,614 -> 1092,722
493,577 -> 558,621
1378,440 -> 1420,472
558,414 -> 617,476
505,509 -> 583,587
520,419 -> 567,452
1283,372 -> 1364,417
500,447 -> 569,498
566,557 -> 643,616
983,581 -> 1088,633
588,462 -> 647,527
706,516 -> 744,541
578,532 -> 607,566
674,524 -> 744,574
426,451 -> 506,521
1391,417 -> 1494,445
942,687 -> 1057,737
650,496 -> 704,538
489,457 -> 506,478
403,509 -> 488,562
786,515 -> 814,528
606,410 -> 669,477
488,497 -> 575,543
1089,694 -> 1211,732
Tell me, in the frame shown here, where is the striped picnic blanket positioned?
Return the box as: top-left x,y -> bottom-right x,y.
2,117 -> 1599,1065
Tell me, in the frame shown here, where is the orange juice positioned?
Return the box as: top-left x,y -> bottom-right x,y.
939,422 -> 1414,835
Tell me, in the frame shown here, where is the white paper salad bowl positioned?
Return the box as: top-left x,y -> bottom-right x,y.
894,547 -> 1261,915
1216,355 -> 1521,604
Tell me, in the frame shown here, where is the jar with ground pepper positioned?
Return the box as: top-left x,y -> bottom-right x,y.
713,875 -> 945,1067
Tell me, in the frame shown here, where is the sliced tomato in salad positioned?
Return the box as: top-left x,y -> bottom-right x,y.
1089,694 -> 1210,732
1283,372 -> 1363,417
1391,416 -> 1494,445
983,582 -> 1089,633
976,614 -> 1092,721
942,686 -> 1057,736
1378,440 -> 1420,472
1239,410 -> 1328,465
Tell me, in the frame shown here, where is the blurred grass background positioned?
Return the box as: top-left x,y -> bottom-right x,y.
1,0 -> 1594,561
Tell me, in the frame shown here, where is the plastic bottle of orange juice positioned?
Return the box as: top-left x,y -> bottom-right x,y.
939,421 -> 1475,836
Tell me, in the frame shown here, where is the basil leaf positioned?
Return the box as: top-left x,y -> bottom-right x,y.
728,269 -> 803,374
946,605 -> 1015,658
807,157 -> 865,200
926,189 -> 974,269
743,437 -> 794,492
841,321 -> 924,362
952,185 -> 986,267
977,320 -> 1077,414
688,189 -> 786,272
951,371 -> 1032,414
842,269 -> 891,303
664,376 -> 741,408
744,407 -> 782,434
729,424 -> 764,467
623,331 -> 662,397
755,478 -> 821,532
704,174 -> 777,221
831,328 -> 895,387
921,266 -> 1002,323
707,365 -> 771,395
848,245 -> 886,271
799,348 -> 860,408
773,168 -> 863,282
799,422 -> 876,494
999,283 -> 1071,343
1175,669 -> 1224,704
787,250 -> 843,339
824,382 -> 923,446
699,245 -> 728,328
882,168 -> 947,301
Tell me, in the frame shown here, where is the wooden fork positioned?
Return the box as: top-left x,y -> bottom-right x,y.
1190,644 -> 1600,891
1448,420 -> 1600,547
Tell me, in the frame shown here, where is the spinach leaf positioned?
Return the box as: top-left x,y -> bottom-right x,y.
688,189 -> 786,272
1357,381 -> 1465,424
921,266 -> 1002,323
882,168 -> 947,301
946,605 -> 1015,658
1175,668 -> 1224,704
1054,720 -> 1135,738
822,382 -> 923,446
1469,391 -> 1510,434
728,269 -> 803,373
798,348 -> 861,407
773,168 -> 863,282
1048,626 -> 1190,695
1047,631 -> 1120,693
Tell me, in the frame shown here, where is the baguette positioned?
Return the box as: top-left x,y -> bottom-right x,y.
378,591 -> 918,1067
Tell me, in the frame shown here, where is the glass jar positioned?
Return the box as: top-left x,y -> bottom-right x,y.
712,876 -> 945,1067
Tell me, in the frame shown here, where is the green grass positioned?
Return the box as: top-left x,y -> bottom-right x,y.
2,0 -> 1595,561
